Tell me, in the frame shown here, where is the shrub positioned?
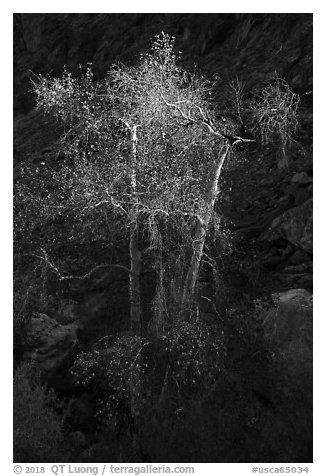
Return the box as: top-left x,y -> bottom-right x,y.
161,316 -> 226,399
72,335 -> 149,425
13,363 -> 67,462
249,75 -> 299,150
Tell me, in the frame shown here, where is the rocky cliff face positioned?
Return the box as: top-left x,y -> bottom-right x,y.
14,14 -> 312,114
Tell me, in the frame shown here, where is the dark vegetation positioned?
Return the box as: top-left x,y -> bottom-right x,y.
13,14 -> 313,463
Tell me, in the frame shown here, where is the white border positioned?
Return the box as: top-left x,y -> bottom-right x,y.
3,3 -> 324,474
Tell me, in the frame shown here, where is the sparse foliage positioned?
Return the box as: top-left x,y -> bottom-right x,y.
250,75 -> 299,148
162,317 -> 226,396
72,335 -> 149,423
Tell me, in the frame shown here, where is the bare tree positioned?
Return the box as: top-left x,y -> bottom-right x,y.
27,33 -> 298,333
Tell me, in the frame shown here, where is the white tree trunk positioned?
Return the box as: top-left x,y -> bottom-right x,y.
182,141 -> 230,304
129,124 -> 142,334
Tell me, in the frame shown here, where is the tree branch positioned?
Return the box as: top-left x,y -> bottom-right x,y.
118,118 -> 141,132
160,94 -> 255,145
34,248 -> 137,281
85,197 -> 128,215
160,95 -> 193,122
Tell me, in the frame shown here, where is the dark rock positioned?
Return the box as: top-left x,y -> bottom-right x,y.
57,299 -> 79,324
258,244 -> 294,269
286,47 -> 301,64
14,13 -> 312,116
276,259 -> 313,290
69,431 -> 88,449
282,262 -> 312,274
80,441 -> 118,463
21,14 -> 43,53
277,272 -> 312,291
22,313 -> 78,375
293,187 -> 312,207
275,194 -> 294,211
77,291 -> 111,331
285,183 -> 312,207
258,199 -> 312,254
263,287 -> 313,428
291,171 -> 313,185
263,287 -> 313,446
64,393 -> 98,432
295,274 -> 313,290
289,248 -> 311,265
263,289 -> 312,356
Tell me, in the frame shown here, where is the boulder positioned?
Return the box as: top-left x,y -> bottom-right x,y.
22,313 -> 78,374
263,288 -> 312,444
286,182 -> 312,207
276,269 -> 313,291
258,198 -> 312,253
255,289 -> 313,461
289,248 -> 311,265
291,171 -> 313,185
263,289 -> 312,372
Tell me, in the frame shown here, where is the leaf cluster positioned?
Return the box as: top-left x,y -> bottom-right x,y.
72,335 -> 149,421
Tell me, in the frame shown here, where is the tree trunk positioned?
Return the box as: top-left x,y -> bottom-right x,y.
129,230 -> 142,335
153,247 -> 165,337
129,124 -> 142,334
182,141 -> 230,304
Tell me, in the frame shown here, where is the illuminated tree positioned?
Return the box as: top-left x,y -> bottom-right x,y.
27,33 -> 298,334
